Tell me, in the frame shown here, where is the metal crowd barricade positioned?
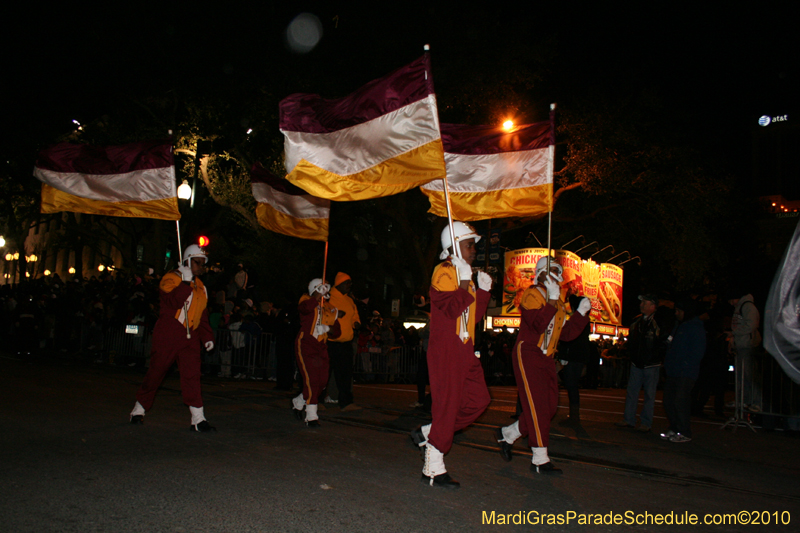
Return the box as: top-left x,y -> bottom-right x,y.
103,324 -> 274,378
353,344 -> 422,383
104,324 -> 153,366
214,329 -> 274,378
723,348 -> 800,432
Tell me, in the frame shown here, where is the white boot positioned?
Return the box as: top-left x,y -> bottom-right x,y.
130,401 -> 145,417
411,423 -> 431,447
421,424 -> 431,440
531,446 -> 561,474
531,446 -> 549,465
189,406 -> 215,432
189,406 -> 206,426
501,420 -> 521,444
130,401 -> 145,423
421,443 -> 460,489
292,393 -> 306,411
422,443 -> 446,479
305,403 -> 319,422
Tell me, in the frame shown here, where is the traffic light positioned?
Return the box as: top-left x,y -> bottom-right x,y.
198,236 -> 210,247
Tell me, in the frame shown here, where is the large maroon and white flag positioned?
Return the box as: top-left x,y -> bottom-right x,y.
33,140 -> 180,220
421,120 -> 554,221
279,54 -> 446,201
250,164 -> 330,241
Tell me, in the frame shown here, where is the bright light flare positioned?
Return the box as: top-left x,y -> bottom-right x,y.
502,120 -> 514,131
177,180 -> 192,200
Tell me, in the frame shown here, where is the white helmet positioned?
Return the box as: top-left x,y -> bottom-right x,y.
535,256 -> 563,282
439,222 -> 481,260
308,278 -> 331,296
183,244 -> 208,266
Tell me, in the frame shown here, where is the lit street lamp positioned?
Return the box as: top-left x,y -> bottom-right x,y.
177,180 -> 192,200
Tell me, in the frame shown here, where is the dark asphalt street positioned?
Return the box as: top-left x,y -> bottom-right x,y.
2,355 -> 798,532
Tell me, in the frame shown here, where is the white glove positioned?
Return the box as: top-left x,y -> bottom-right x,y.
313,324 -> 330,337
205,341 -> 214,351
450,256 -> 472,281
315,283 -> 331,296
577,297 -> 592,316
177,265 -> 193,282
543,274 -> 560,300
477,271 -> 492,291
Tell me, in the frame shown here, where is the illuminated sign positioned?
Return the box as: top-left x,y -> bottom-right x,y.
759,114 -> 788,127
503,247 -> 623,325
594,324 -> 617,335
491,316 -> 521,328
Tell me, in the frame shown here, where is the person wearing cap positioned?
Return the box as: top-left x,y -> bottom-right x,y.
494,256 -> 591,475
129,245 -> 216,432
661,299 -> 706,443
617,294 -> 671,432
328,272 -> 361,411
411,222 -> 493,489
292,279 -> 343,427
728,290 -> 762,411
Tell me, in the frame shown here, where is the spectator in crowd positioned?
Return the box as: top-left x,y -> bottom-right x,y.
558,294 -> 593,427
616,294 -> 671,433
661,299 -> 706,443
327,272 -> 362,411
691,311 -> 729,418
728,290 -> 762,411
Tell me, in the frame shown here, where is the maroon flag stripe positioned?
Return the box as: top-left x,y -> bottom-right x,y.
279,55 -> 435,134
441,121 -> 551,155
35,140 -> 173,174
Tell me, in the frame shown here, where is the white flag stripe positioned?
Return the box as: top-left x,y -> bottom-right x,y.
282,95 -> 441,176
33,167 -> 176,202
421,148 -> 551,193
251,183 -> 330,219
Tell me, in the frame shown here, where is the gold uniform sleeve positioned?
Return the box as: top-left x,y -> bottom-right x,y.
432,262 -> 458,292
521,287 -> 546,311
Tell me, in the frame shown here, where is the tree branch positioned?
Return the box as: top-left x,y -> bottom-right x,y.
197,157 -> 261,232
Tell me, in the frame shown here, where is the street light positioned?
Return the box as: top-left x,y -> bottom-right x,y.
98,264 -> 105,272
502,120 -> 514,131
68,267 -> 76,274
0,236 -> 5,247
4,253 -> 12,261
177,180 -> 192,200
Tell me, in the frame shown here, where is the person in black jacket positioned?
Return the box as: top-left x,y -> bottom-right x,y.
558,295 -> 592,426
616,294 -> 672,432
661,299 -> 706,442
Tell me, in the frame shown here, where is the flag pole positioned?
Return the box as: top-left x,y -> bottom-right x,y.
546,103 -> 556,273
322,240 -> 329,287
425,43 -> 459,261
319,240 -> 329,314
175,219 -> 192,339
176,220 -> 183,264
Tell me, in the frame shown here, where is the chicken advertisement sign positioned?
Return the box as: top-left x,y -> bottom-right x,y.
502,248 -> 623,325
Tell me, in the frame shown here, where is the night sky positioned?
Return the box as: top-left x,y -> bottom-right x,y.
4,3 -> 797,188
